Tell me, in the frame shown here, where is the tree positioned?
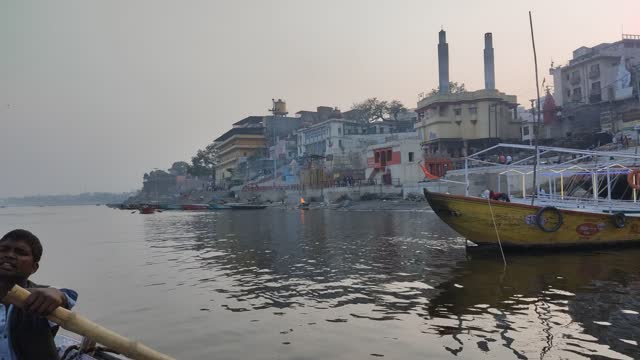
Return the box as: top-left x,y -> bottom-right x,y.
188,143 -> 219,177
428,82 -> 467,96
350,98 -> 407,123
388,100 -> 408,120
168,161 -> 189,176
351,98 -> 382,123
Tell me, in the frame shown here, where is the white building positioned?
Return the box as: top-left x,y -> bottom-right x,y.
365,139 -> 424,185
295,118 -> 421,177
550,35 -> 640,107
295,119 -> 369,158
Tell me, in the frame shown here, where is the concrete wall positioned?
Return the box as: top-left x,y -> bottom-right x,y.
238,184 -> 406,206
402,182 -> 449,198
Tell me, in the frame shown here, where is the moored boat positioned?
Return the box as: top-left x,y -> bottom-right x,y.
227,203 -> 267,210
181,204 -> 209,211
423,143 -> 640,248
162,204 -> 182,210
209,203 -> 231,210
140,206 -> 156,214
424,189 -> 640,248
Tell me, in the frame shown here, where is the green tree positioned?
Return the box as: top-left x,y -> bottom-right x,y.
350,98 -> 407,123
388,100 -> 408,120
168,161 -> 189,176
428,81 -> 467,96
188,143 -> 219,177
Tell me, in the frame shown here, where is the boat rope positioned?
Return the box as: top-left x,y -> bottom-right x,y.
487,197 -> 507,268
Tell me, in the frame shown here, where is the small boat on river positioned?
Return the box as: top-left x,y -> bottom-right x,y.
209,202 -> 231,210
139,206 -> 156,214
426,143 -> 640,248
227,203 -> 267,210
424,189 -> 640,248
181,204 -> 210,211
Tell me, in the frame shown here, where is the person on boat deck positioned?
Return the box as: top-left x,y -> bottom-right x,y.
0,229 -> 77,360
480,190 -> 510,202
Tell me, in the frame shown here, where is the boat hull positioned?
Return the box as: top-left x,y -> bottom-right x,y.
228,203 -> 267,210
181,204 -> 209,211
424,189 -> 640,248
209,203 -> 231,210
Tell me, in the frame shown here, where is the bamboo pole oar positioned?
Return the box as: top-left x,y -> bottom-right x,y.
3,285 -> 174,360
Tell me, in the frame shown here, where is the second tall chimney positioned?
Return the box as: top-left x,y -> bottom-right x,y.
438,29 -> 450,94
484,33 -> 495,90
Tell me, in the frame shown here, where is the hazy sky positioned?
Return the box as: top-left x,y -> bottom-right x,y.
2,0 -> 639,197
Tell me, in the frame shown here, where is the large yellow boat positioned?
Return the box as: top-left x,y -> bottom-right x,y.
423,189 -> 640,248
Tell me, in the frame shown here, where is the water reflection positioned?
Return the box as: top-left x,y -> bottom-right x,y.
142,209 -> 640,359
427,249 -> 640,359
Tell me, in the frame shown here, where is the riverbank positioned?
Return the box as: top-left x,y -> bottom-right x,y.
272,197 -> 431,211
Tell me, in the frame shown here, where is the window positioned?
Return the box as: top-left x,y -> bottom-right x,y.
338,139 -> 342,147
387,150 -> 392,161
408,152 -> 414,162
590,64 -> 600,72
375,152 -> 380,162
468,107 -> 477,115
338,127 -> 342,135
573,87 -> 582,100
439,106 -> 447,116
567,89 -> 571,97
453,108 -> 462,116
523,127 -> 530,136
566,74 -> 570,81
379,127 -> 384,134
591,81 -> 601,93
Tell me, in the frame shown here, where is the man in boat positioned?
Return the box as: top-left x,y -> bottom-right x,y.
0,229 -> 77,359
481,190 -> 510,202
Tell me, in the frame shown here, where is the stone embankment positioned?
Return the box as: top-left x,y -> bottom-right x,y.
125,182 -> 443,211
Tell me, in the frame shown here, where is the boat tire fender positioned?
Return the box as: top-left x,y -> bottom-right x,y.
535,206 -> 563,233
628,170 -> 640,190
613,212 -> 626,229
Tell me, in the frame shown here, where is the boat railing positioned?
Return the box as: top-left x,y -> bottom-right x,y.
516,194 -> 640,208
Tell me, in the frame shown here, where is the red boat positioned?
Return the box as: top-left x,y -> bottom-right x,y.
140,206 -> 155,214
181,204 -> 209,211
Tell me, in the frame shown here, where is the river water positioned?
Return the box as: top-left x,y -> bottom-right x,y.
1,205 -> 639,359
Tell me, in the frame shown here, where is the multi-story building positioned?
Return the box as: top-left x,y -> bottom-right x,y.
550,35 -> 640,107
296,119 -> 368,157
415,89 -> 520,157
548,35 -> 640,139
295,118 -> 420,180
416,30 -> 520,159
214,127 -> 265,186
214,117 -> 267,186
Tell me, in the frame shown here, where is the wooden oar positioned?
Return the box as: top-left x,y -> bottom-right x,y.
3,285 -> 174,360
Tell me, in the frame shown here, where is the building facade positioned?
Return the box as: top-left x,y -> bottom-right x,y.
550,35 -> 640,107
214,127 -> 266,186
415,89 -> 520,157
296,119 -> 369,157
365,139 -> 424,185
